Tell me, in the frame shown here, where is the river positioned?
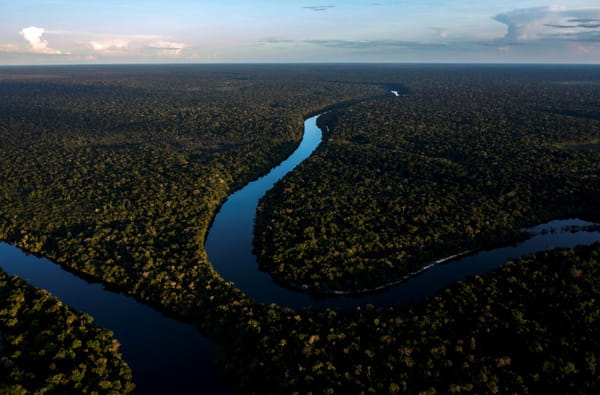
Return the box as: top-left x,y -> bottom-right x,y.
1,94 -> 599,392
0,242 -> 227,395
205,113 -> 600,309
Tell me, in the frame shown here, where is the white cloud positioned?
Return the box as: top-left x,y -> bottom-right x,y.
89,39 -> 130,53
1,26 -> 191,61
87,37 -> 188,57
493,6 -> 600,43
19,26 -> 63,54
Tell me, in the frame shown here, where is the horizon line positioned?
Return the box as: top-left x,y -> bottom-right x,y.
1,61 -> 600,67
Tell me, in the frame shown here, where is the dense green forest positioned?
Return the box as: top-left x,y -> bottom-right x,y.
1,65 -> 599,393
0,268 -> 134,393
0,65 -> 382,309
256,68 -> 600,292
226,241 -> 600,394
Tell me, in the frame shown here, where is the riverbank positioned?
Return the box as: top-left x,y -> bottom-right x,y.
0,242 -> 227,395
273,249 -> 478,296
0,267 -> 134,394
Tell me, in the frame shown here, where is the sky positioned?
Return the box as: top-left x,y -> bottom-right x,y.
1,0 -> 599,64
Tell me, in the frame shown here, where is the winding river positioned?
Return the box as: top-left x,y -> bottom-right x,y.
204,112 -> 600,309
1,93 -> 600,393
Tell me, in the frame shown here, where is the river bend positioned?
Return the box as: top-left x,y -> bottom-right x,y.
1,93 -> 600,392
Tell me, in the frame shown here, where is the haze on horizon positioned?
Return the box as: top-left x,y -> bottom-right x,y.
1,0 -> 599,65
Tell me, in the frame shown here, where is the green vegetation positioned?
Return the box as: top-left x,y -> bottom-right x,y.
0,268 -> 134,394
1,65 -> 599,393
227,242 -> 600,394
0,65 -> 381,311
256,67 -> 600,292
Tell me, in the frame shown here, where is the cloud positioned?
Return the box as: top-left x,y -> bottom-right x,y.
493,6 -> 600,43
3,28 -> 187,59
546,22 -> 600,29
19,26 -> 63,54
261,37 -> 294,44
303,5 -> 335,11
89,39 -> 130,53
147,40 -> 186,56
493,7 -> 554,41
306,39 -> 446,49
568,18 -> 600,23
544,24 -> 576,29
263,38 -> 446,50
87,37 -> 187,57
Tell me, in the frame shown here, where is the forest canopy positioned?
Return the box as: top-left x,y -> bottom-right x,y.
1,64 -> 599,393
0,268 -> 134,393
256,67 -> 600,292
